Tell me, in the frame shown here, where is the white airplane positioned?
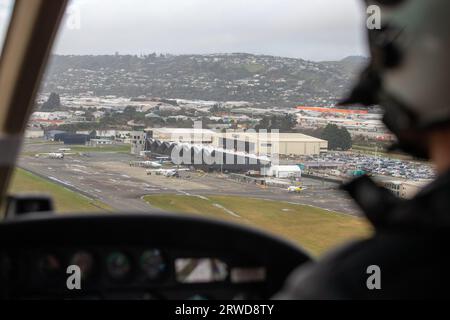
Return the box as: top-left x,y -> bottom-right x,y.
143,161 -> 162,168
48,152 -> 64,159
146,168 -> 190,177
147,169 -> 174,176
131,161 -> 162,168
164,170 -> 179,177
35,151 -> 76,159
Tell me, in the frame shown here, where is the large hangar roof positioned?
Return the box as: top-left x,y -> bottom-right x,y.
215,132 -> 327,143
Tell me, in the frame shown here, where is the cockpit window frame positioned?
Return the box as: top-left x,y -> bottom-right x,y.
0,0 -> 68,217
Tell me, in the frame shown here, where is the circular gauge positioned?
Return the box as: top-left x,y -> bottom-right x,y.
139,249 -> 166,280
70,251 -> 94,279
106,252 -> 131,280
37,254 -> 62,278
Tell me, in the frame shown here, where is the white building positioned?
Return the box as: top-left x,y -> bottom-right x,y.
149,128 -> 216,144
135,128 -> 328,158
25,128 -> 44,139
96,130 -> 117,139
90,139 -> 115,146
130,131 -> 148,155
92,111 -> 105,119
382,180 -> 432,199
30,111 -> 71,120
261,165 -> 302,179
213,131 -> 328,156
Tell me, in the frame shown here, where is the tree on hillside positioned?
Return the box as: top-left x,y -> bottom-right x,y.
280,114 -> 297,132
123,106 -> 137,116
337,125 -> 352,150
255,114 -> 297,132
41,92 -> 61,111
295,127 -> 323,139
321,124 -> 352,150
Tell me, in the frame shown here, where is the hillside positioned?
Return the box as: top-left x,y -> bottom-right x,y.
43,53 -> 368,107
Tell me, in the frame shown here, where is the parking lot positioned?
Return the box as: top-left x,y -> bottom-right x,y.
303,151 -> 435,180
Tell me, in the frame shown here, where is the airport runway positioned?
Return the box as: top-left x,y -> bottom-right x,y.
17,142 -> 361,215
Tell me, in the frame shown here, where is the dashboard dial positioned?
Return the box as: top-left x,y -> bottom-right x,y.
0,253 -> 12,280
106,252 -> 131,280
37,254 -> 62,279
70,251 -> 94,279
140,249 -> 165,280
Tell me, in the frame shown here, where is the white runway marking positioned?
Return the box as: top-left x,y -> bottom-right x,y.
212,203 -> 241,218
48,176 -> 74,187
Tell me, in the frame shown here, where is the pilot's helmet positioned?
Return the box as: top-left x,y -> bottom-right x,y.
342,0 -> 450,158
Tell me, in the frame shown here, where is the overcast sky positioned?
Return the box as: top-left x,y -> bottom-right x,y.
0,0 -> 13,51
2,0 -> 369,61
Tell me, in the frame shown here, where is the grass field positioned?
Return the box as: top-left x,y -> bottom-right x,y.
143,194 -> 371,256
8,168 -> 112,213
243,63 -> 265,73
7,168 -> 370,256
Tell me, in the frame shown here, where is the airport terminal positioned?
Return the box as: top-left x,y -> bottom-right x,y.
128,128 -> 327,172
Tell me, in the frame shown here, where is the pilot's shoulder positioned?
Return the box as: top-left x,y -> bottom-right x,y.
274,239 -> 372,299
275,232 -> 446,300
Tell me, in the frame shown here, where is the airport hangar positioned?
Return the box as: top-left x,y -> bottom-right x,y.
212,132 -> 328,157
132,129 -> 328,157
148,128 -> 328,157
130,128 -> 328,172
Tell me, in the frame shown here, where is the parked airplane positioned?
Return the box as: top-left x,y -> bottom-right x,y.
143,161 -> 162,168
146,168 -> 189,177
48,152 -> 64,159
34,152 -> 74,159
130,161 -> 162,168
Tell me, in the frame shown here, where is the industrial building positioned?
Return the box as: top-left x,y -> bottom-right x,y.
382,180 -> 431,199
148,128 -> 216,144
131,128 -> 216,156
25,128 -> 44,139
142,137 -> 270,172
130,128 -> 328,172
44,130 -> 66,141
213,131 -> 328,156
261,165 -> 302,179
89,139 -> 115,146
131,128 -> 327,157
130,131 -> 149,155
54,133 -> 90,145
296,106 -> 368,114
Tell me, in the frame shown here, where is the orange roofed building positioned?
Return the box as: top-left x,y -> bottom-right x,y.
296,106 -> 368,115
